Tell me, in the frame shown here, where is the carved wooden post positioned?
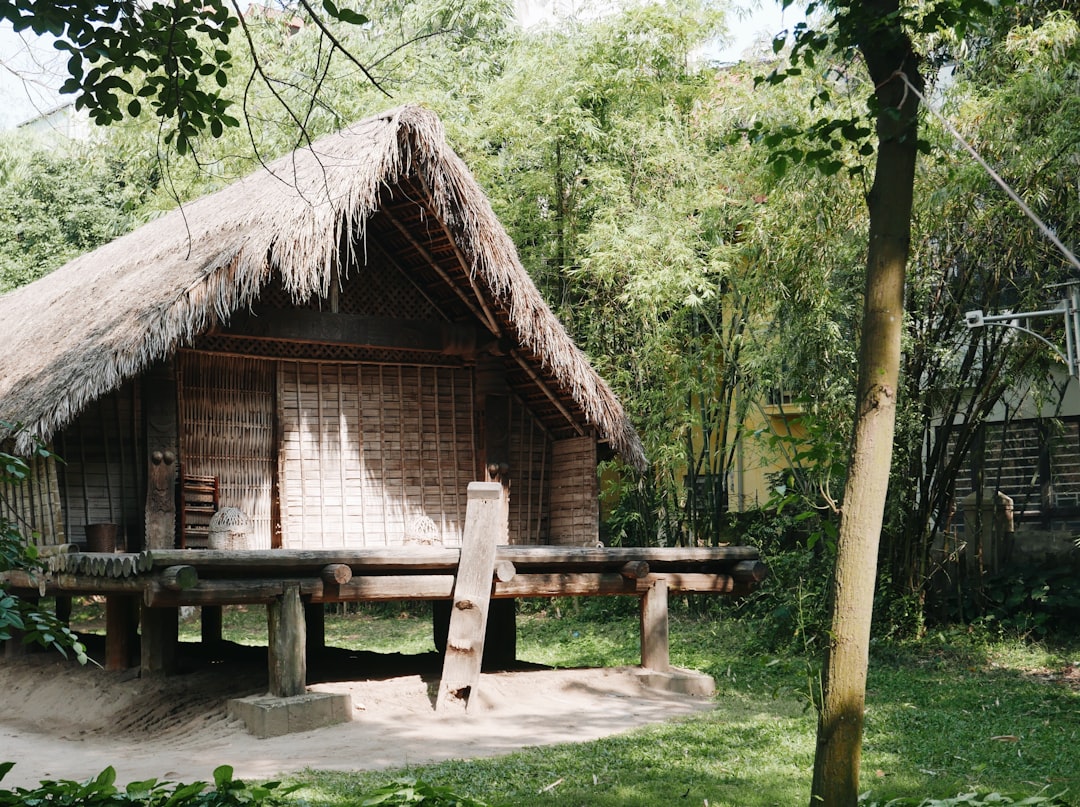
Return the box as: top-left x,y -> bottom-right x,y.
640,577 -> 670,672
146,450 -> 177,550
268,584 -> 306,697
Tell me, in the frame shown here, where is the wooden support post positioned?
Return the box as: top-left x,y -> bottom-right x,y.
55,596 -> 73,625
305,601 -> 326,653
436,482 -> 505,711
140,605 -> 178,676
268,584 -> 306,697
145,450 -> 177,550
201,605 -> 223,645
105,595 -> 137,671
484,598 -> 517,670
640,577 -> 670,672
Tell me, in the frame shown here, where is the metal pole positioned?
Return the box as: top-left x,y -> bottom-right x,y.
1071,285 -> 1080,379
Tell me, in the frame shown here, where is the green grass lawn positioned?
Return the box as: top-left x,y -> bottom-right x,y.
67,598 -> 1080,805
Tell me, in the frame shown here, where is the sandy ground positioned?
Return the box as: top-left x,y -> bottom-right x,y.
0,642 -> 716,789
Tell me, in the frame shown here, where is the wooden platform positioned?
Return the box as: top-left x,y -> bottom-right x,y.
2,536 -> 766,714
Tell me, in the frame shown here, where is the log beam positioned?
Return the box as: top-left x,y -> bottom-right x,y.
321,563 -> 353,585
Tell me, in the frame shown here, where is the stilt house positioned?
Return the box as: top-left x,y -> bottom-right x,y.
0,105 -> 647,553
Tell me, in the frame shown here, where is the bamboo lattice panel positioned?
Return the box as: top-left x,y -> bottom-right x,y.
0,447 -> 65,546
548,435 -> 599,546
278,361 -> 476,549
54,382 -> 143,547
178,353 -> 276,548
508,396 -> 551,544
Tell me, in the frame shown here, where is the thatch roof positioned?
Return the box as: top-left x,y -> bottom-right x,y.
0,105 -> 646,469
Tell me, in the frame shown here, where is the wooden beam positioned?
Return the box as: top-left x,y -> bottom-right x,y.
268,583 -> 306,697
640,577 -> 669,672
321,563 -> 353,585
397,177 -> 504,338
437,482 -> 504,712
226,310 -> 481,355
620,561 -> 649,580
383,210 -> 501,336
161,565 -> 198,590
510,349 -> 586,437
140,545 -> 761,573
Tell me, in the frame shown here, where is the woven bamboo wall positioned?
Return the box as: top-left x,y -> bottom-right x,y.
178,352 -> 276,548
548,435 -> 599,546
278,360 -> 476,548
0,447 -> 65,546
53,382 -> 143,547
507,396 -> 551,544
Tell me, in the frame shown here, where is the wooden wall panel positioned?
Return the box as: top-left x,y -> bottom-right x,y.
548,435 -> 599,546
278,361 -> 475,548
54,382 -> 143,548
507,397 -> 550,544
178,353 -> 275,548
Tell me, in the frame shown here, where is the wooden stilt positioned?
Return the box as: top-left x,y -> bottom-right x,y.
105,595 -> 136,670
268,584 -> 306,697
432,599 -> 450,655
640,577 -> 670,672
55,596 -> 73,625
140,604 -> 178,676
483,598 -> 517,670
305,601 -> 326,653
201,605 -> 223,644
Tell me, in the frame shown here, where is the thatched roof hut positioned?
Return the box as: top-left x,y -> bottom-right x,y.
0,105 -> 644,551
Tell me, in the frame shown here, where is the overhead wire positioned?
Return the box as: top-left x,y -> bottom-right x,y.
892,69 -> 1080,274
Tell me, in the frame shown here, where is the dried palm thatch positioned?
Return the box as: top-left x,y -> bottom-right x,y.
0,105 -> 646,469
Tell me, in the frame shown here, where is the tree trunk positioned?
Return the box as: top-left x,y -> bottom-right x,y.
809,6 -> 922,805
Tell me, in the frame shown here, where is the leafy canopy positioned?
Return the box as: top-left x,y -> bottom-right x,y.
0,0 -> 370,153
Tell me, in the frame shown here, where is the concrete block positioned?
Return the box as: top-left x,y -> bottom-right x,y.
227,691 -> 352,738
633,666 -> 716,697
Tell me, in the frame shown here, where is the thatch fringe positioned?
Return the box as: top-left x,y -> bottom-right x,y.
0,105 -> 646,470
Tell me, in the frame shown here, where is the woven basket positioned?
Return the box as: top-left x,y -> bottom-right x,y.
404,515 -> 442,546
208,507 -> 254,550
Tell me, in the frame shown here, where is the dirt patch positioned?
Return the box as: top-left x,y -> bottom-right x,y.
1023,661 -> 1080,691
0,642 -> 716,789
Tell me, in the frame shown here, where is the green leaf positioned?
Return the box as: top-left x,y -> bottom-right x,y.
213,765 -> 234,790
335,7 -> 368,25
